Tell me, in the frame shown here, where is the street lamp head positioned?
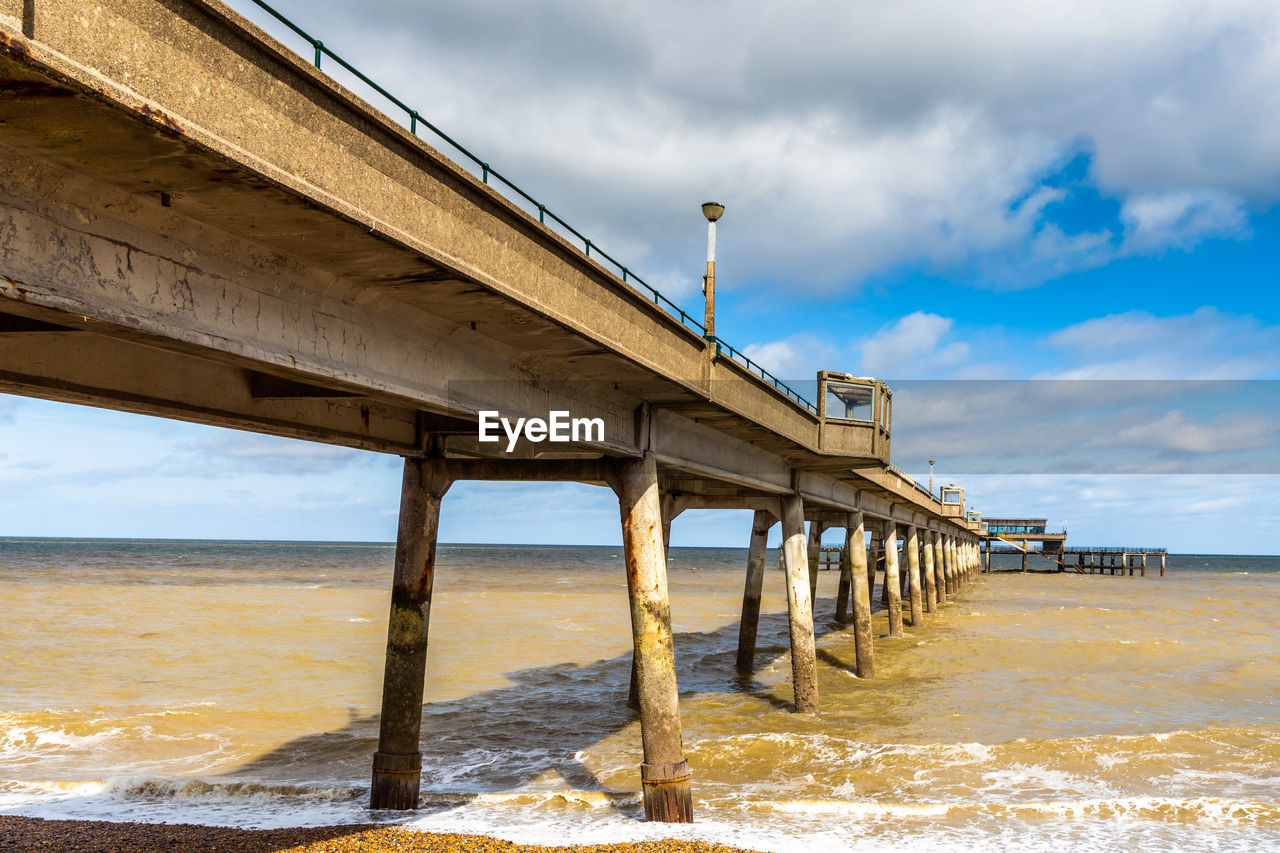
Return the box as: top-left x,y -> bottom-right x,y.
701,201 -> 725,222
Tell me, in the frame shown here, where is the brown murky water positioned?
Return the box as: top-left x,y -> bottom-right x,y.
2,539 -> 1278,851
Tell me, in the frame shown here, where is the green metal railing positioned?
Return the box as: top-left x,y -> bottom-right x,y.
245,0 -> 818,414
886,463 -> 935,500
707,337 -> 817,413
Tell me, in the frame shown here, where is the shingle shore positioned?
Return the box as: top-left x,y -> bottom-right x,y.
0,816 -> 767,853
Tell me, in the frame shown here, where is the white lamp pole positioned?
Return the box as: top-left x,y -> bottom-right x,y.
701,202 -> 724,338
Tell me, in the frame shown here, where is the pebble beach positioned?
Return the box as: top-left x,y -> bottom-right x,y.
0,816 -> 763,853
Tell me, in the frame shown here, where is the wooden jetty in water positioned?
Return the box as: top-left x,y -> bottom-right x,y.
0,0 -> 1151,822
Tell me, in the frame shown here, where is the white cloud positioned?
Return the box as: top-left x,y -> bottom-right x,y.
1042,307 -> 1280,379
741,333 -> 840,380
858,312 -> 970,377
1119,190 -> 1249,254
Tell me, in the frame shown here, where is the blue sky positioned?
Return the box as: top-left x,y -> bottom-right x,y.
2,0 -> 1279,553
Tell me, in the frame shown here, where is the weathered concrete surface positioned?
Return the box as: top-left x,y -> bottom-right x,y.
371,457 -> 449,810
614,452 -> 691,823
735,509 -> 773,675
781,495 -> 818,714
845,511 -> 874,679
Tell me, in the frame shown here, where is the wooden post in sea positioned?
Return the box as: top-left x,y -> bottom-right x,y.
1160,552 -> 1166,576
371,457 -> 451,811
883,521 -> 904,637
905,525 -> 924,627
781,494 -> 819,713
845,511 -> 875,678
922,526 -> 938,612
614,452 -> 692,823
736,509 -> 774,675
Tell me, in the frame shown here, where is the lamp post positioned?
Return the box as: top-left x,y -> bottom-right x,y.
701,202 -> 724,339
928,460 -> 935,496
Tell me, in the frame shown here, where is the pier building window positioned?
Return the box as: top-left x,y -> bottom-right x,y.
823,380 -> 875,422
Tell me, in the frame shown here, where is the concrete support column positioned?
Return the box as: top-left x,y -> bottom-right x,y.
836,533 -> 853,624
807,520 -> 826,607
864,528 -> 877,605
905,525 -> 924,627
845,512 -> 875,678
933,531 -> 948,605
736,509 -> 774,676
883,521 -> 904,637
614,453 -> 692,823
781,494 -> 819,714
371,457 -> 451,810
946,536 -> 958,595
873,529 -> 887,609
922,528 -> 938,613
1020,543 -> 1027,573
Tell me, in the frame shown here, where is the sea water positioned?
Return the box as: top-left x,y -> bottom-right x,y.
2,539 -> 1278,852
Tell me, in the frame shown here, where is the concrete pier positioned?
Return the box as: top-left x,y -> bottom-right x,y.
0,1 -> 1043,822
370,457 -> 450,810
615,453 -> 692,822
781,496 -> 819,714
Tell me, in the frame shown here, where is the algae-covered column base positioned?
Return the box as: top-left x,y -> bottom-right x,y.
781,494 -> 819,714
371,457 -> 452,811
613,452 -> 692,823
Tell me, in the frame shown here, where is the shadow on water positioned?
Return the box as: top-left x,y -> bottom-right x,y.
213,588 -> 889,822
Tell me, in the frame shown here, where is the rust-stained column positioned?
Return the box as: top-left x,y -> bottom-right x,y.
736,509 -> 774,675
933,531 -> 948,605
845,512 -> 875,678
922,528 -> 938,613
781,494 -> 819,714
883,521 -> 903,637
905,525 -> 924,627
371,457 -> 452,810
807,520 -> 826,606
613,453 -> 692,823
